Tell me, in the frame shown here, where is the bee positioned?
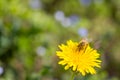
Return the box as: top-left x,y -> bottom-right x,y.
77,39 -> 88,52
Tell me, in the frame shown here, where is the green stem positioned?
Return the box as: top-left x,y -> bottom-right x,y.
70,72 -> 75,80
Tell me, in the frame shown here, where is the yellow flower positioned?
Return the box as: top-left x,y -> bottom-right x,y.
56,39 -> 101,76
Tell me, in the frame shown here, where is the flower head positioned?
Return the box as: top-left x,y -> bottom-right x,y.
56,39 -> 101,76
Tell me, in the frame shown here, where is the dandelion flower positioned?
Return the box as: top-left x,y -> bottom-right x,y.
56,39 -> 101,76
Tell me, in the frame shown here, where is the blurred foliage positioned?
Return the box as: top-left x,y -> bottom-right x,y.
0,0 -> 120,80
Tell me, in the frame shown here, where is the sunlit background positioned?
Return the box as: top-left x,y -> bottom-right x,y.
0,0 -> 120,80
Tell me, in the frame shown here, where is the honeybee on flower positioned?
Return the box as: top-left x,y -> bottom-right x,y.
56,39 -> 101,76
77,39 -> 88,52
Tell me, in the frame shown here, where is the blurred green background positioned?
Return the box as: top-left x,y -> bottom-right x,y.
0,0 -> 120,80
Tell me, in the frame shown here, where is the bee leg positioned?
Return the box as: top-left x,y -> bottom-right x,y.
84,44 -> 88,53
